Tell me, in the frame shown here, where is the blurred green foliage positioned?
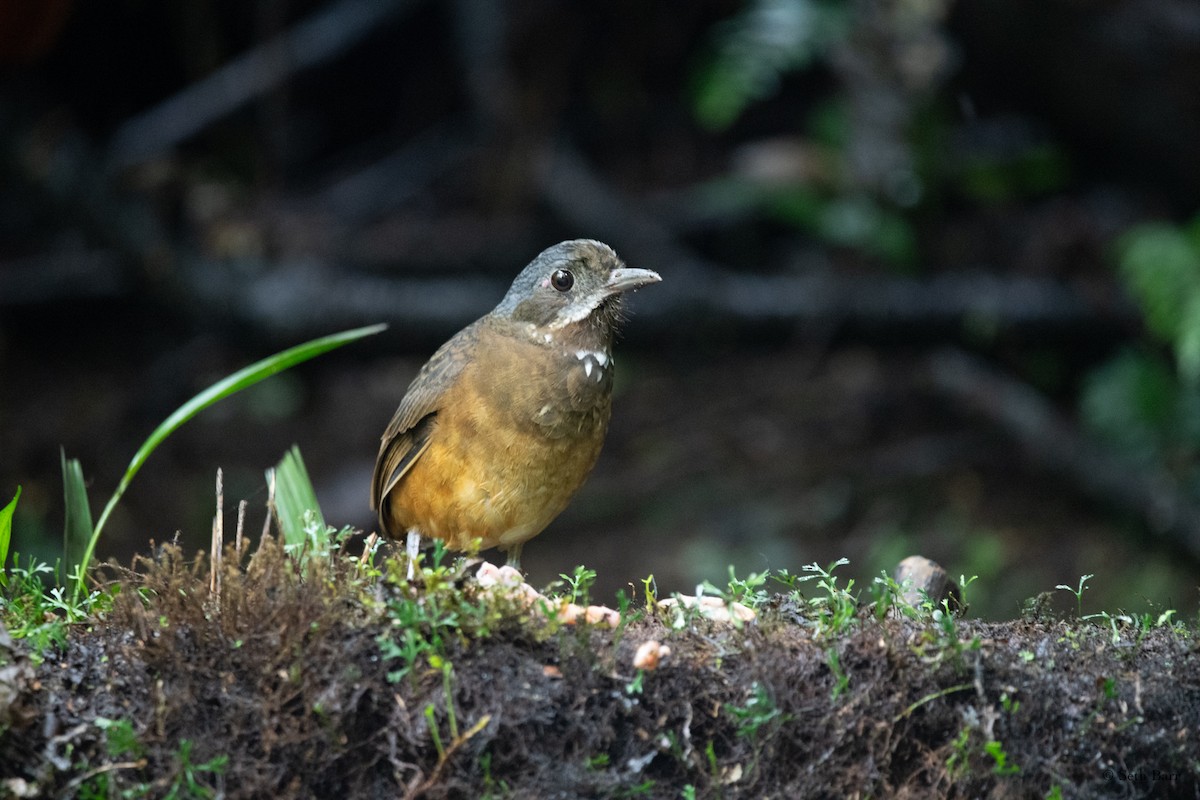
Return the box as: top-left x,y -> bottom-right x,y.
690,0 -> 1070,268
692,0 -> 850,132
1082,212 -> 1200,488
1116,214 -> 1200,381
954,142 -> 1071,205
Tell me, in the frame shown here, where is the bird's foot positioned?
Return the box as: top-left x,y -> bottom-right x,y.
405,529 -> 421,581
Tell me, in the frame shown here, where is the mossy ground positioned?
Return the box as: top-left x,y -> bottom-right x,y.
2,539 -> 1199,799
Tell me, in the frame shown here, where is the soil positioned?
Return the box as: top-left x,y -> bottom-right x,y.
2,540 -> 1198,799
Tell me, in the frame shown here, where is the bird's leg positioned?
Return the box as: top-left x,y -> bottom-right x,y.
505,542 -> 523,572
406,529 -> 421,580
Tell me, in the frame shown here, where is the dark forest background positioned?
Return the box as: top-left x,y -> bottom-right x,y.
4,0 -> 1200,618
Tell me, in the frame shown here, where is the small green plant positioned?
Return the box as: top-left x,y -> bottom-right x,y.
163,739 -> 229,800
61,453 -> 93,578
728,681 -> 789,741
1084,610 -> 1134,646
868,571 -> 909,621
56,323 -> 385,603
585,753 -> 611,770
418,655 -> 491,787
1079,676 -> 1123,736
795,558 -> 859,638
927,599 -> 982,670
95,716 -> 144,759
945,727 -> 972,779
611,587 -> 640,652
77,717 -> 150,799
478,750 -> 511,799
1056,574 -> 1094,618
984,739 -> 1020,776
1,555 -> 102,663
704,740 -> 720,786
559,565 -> 597,607
423,658 -> 465,768
957,574 -> 979,613
944,729 -> 1023,781
424,704 -> 446,763
614,781 -> 656,798
0,486 -> 18,584
718,565 -> 770,608
272,446 -> 335,552
377,541 -> 513,686
641,574 -> 658,606
826,647 -> 850,700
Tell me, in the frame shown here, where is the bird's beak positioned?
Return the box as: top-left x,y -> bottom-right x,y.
604,267 -> 662,296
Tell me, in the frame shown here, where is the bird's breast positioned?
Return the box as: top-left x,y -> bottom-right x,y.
469,331 -> 614,438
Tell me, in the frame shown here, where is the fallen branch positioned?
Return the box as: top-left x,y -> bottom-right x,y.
107,0 -> 423,168
535,142 -> 1128,336
926,347 -> 1200,560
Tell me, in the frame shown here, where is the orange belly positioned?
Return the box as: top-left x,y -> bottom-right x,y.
382,397 -> 608,553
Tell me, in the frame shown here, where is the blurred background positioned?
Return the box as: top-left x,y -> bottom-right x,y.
3,0 -> 1200,618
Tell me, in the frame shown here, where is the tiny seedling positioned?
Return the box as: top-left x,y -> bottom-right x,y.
727,681 -> 788,740
945,727 -> 972,779
984,739 -> 1019,775
713,565 -> 769,608
163,739 -> 229,800
641,574 -> 658,606
614,780 -> 656,798
95,716 -> 144,759
1056,574 -> 1094,618
559,565 -> 598,606
585,753 -> 611,770
1084,611 -> 1134,646
796,558 -> 858,638
827,647 -> 851,701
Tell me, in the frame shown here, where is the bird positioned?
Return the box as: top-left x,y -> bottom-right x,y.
371,239 -> 661,577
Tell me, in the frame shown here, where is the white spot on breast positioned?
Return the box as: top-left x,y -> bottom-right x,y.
572,349 -> 610,382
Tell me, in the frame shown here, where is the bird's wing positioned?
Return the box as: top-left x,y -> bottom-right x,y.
370,322 -> 478,522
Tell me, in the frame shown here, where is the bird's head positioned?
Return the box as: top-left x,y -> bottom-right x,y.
493,240 -> 661,338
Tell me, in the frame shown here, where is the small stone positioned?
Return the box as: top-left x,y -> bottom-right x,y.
893,555 -> 961,610
658,595 -> 756,623
632,640 -> 671,671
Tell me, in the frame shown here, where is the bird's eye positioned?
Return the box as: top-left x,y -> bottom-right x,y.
550,269 -> 574,292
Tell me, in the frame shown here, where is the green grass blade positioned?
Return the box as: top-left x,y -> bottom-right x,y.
72,322 -> 386,600
61,451 -> 94,578
0,485 -> 22,584
270,445 -> 325,548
